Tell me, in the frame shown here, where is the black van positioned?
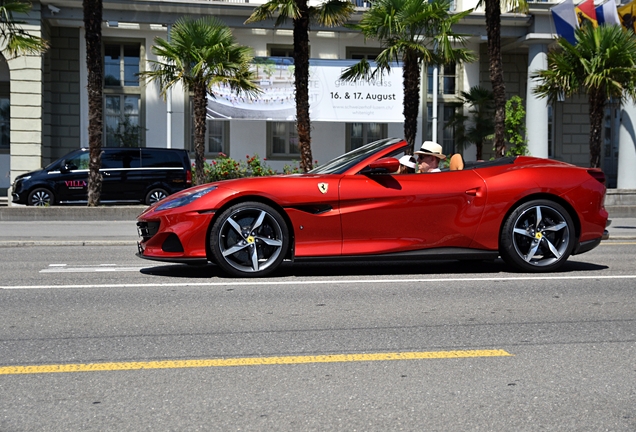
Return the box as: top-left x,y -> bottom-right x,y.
11,147 -> 192,206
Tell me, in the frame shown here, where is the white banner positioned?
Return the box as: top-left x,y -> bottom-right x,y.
207,59 -> 404,123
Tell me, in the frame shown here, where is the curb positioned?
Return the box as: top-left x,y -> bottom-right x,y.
0,206 -> 145,221
0,240 -> 138,247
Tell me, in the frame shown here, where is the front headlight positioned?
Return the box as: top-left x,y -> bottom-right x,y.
155,185 -> 218,211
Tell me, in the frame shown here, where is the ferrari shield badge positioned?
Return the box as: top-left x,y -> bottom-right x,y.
318,183 -> 329,194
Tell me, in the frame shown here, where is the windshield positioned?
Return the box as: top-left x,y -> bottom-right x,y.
309,138 -> 405,175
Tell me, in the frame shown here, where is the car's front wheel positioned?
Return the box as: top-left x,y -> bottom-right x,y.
500,199 -> 575,272
28,188 -> 54,206
209,202 -> 289,277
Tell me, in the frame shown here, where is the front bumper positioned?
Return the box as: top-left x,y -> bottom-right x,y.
136,210 -> 215,263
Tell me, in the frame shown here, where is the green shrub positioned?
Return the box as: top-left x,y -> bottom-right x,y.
191,153 -> 302,185
504,96 -> 529,157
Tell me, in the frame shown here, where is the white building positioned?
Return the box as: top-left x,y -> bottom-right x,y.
2,0 -> 633,199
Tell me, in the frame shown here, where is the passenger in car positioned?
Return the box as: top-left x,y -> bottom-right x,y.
414,141 -> 446,173
397,155 -> 417,174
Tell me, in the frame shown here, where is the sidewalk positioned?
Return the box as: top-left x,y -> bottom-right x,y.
0,217 -> 634,247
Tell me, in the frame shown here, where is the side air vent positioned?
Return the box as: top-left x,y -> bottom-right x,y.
162,233 -> 184,253
292,204 -> 333,215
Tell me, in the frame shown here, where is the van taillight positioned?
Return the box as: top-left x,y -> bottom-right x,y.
186,169 -> 192,185
587,169 -> 605,185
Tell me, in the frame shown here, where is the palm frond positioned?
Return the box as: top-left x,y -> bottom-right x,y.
0,0 -> 49,56
315,0 -> 356,27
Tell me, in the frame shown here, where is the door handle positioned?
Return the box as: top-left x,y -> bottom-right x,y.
465,187 -> 480,197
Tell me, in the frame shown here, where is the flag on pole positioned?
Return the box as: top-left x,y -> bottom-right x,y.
618,0 -> 636,32
552,0 -> 579,44
575,0 -> 598,27
596,1 -> 621,26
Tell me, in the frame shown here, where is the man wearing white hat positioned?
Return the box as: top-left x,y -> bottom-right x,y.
414,141 -> 446,173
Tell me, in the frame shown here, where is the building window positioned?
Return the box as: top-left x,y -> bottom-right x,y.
103,42 -> 144,147
188,98 -> 230,156
0,97 -> 8,149
346,123 -> 388,151
207,120 -> 229,154
104,44 -> 140,87
346,48 -> 383,60
269,46 -> 294,58
427,63 -> 457,95
267,121 -> 299,158
104,95 -> 141,147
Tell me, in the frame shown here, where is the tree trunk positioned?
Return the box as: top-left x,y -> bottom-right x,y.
588,89 -> 605,168
193,82 -> 208,185
402,50 -> 420,154
293,0 -> 313,172
485,0 -> 506,158
83,0 -> 103,206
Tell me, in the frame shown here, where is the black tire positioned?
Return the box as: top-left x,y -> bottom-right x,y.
28,188 -> 54,206
500,199 -> 575,272
145,188 -> 169,205
209,202 -> 289,277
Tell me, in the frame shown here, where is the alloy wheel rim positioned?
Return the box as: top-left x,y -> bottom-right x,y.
511,205 -> 570,267
149,191 -> 167,204
31,191 -> 50,206
218,208 -> 284,273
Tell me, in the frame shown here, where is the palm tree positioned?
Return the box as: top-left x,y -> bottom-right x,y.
83,0 -> 103,206
478,0 -> 527,158
534,24 -> 636,168
246,0 -> 355,172
339,0 -> 474,153
0,0 -> 49,57
446,86 -> 494,159
140,17 -> 261,185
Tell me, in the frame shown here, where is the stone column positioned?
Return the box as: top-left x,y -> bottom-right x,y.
7,3 -> 44,186
525,43 -> 549,158
617,98 -> 636,189
8,54 -> 43,182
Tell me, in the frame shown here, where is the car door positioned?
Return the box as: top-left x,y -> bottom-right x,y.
338,170 -> 487,255
100,149 -> 141,202
54,151 -> 90,203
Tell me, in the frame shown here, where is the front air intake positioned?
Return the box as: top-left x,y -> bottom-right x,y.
162,233 -> 184,253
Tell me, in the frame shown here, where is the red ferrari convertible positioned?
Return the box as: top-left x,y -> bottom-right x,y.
136,138 -> 609,277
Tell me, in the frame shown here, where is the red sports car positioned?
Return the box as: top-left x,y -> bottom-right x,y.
136,138 -> 609,277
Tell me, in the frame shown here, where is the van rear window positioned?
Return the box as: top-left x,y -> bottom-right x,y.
141,150 -> 184,168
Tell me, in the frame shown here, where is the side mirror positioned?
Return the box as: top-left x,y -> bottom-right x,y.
61,162 -> 77,172
360,157 -> 400,174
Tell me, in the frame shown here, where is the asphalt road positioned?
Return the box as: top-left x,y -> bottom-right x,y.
1,239 -> 635,431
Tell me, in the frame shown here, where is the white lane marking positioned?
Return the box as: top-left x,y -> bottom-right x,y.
3,274 -> 636,290
42,264 -> 141,273
40,267 -> 144,273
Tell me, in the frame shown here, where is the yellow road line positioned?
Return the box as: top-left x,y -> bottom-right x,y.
0,349 -> 512,375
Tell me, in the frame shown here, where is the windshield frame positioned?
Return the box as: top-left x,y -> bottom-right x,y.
308,138 -> 407,175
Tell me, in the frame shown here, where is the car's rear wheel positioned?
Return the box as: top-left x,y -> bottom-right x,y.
28,188 -> 54,206
210,202 -> 289,277
145,188 -> 168,205
500,199 -> 575,272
